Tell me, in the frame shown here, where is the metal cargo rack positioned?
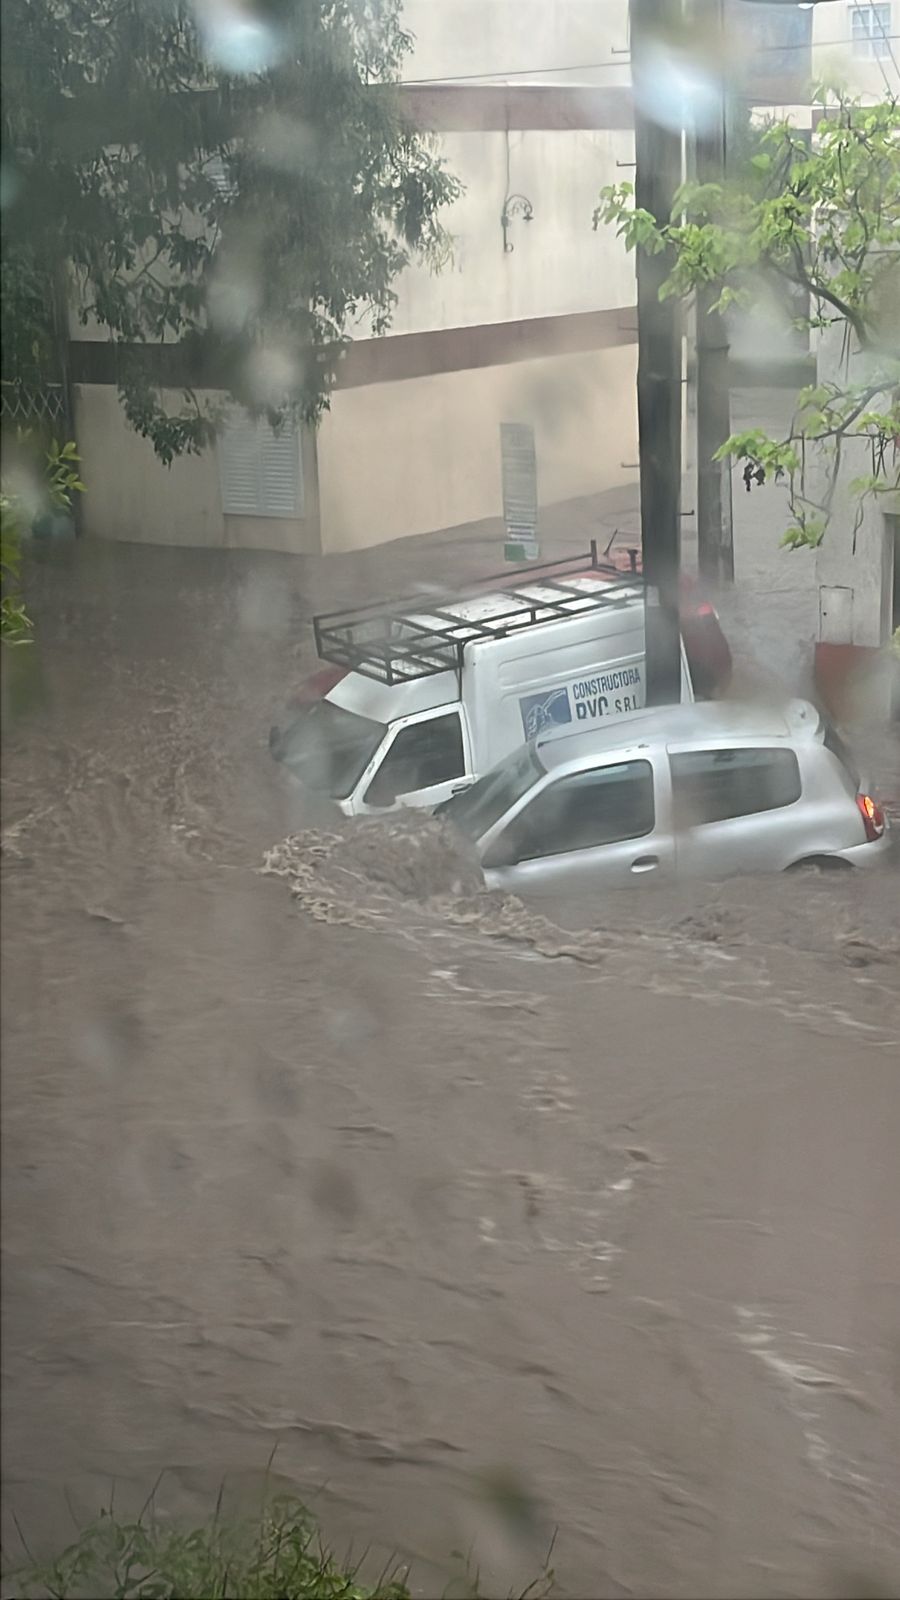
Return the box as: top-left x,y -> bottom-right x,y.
312,540 -> 645,687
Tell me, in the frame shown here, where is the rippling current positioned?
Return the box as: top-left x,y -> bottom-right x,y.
2,542 -> 899,1598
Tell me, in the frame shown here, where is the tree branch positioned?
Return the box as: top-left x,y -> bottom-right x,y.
790,241 -> 871,349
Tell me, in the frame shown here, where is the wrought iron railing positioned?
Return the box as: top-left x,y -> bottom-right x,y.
0,380 -> 68,427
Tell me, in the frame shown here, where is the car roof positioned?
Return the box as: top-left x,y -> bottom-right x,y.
537,698 -> 821,772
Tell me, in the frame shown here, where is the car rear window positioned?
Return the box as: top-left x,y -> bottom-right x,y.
671,747 -> 802,826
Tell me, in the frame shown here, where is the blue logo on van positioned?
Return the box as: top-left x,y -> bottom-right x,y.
519,687 -> 573,739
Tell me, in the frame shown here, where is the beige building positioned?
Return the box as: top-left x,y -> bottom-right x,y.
71,0 -> 898,576
71,0 -> 640,555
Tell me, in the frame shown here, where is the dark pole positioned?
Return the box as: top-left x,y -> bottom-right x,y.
52,264 -> 83,536
694,0 -> 734,584
632,0 -> 684,706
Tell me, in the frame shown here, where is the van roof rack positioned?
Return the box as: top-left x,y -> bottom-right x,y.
312,540 -> 644,687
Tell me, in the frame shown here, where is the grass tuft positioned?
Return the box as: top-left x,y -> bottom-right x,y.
8,1495 -> 411,1600
6,1483 -> 556,1600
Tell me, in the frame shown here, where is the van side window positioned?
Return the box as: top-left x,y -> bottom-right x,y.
500,761 -> 655,862
365,713 -> 465,805
671,747 -> 801,826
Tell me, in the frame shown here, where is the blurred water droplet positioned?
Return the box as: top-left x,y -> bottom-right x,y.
254,112 -> 320,174
245,346 -> 299,408
207,268 -> 260,332
473,1466 -> 542,1540
635,46 -> 720,137
194,0 -> 282,74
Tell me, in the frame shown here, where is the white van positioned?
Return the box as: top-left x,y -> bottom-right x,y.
270,545 -> 695,816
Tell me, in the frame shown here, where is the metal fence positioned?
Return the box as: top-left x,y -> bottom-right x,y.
1,380 -> 68,428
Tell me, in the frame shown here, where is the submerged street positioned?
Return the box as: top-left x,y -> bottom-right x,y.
2,542 -> 899,1598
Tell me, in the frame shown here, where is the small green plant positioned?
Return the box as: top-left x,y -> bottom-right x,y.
0,494 -> 33,645
9,1495 -> 411,1600
7,1489 -> 557,1600
0,437 -> 84,646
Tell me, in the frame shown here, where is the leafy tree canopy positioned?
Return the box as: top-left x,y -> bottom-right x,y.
1,0 -> 461,462
595,89 -> 900,550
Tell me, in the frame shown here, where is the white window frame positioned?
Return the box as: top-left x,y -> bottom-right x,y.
850,4 -> 892,59
217,413 -> 304,520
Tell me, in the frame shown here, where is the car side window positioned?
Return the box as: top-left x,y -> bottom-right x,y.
495,761 -> 655,864
670,747 -> 801,826
365,712 -> 465,805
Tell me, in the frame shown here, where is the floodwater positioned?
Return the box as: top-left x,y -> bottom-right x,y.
2,540 -> 899,1599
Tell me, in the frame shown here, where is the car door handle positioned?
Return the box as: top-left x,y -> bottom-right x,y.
630,854 -> 659,873
451,782 -> 471,795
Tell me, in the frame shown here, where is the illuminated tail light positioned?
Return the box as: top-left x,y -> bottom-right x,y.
856,793 -> 886,842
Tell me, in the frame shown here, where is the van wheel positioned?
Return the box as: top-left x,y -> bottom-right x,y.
786,856 -> 852,874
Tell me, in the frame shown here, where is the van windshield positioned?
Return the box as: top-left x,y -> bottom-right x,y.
277,700 -> 386,799
440,741 -> 545,840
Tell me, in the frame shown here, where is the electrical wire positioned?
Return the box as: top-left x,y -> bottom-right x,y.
398,33 -> 900,87
400,63 -> 629,86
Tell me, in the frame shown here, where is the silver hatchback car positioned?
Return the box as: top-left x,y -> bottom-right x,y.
439,699 -> 891,895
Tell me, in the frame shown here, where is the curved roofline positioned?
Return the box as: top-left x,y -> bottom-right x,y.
536,699 -> 820,770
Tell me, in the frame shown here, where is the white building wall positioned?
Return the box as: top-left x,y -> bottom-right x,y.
723,10 -> 898,709
387,129 -> 637,336
810,8 -> 898,704
813,324 -> 900,650
74,384 -> 319,554
401,0 -> 631,86
315,2 -> 642,550
75,386 -> 223,547
316,343 -> 638,553
812,1 -> 899,100
76,2 -> 899,559
389,0 -> 637,336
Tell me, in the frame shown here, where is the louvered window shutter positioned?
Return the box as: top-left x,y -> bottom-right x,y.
218,416 -> 302,519
500,422 -> 538,558
259,422 -> 302,517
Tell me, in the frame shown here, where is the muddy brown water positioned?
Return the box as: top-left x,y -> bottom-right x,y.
2,541 -> 900,1599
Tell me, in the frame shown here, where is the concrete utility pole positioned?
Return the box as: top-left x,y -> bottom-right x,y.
693,0 -> 734,585
631,0 -> 684,705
